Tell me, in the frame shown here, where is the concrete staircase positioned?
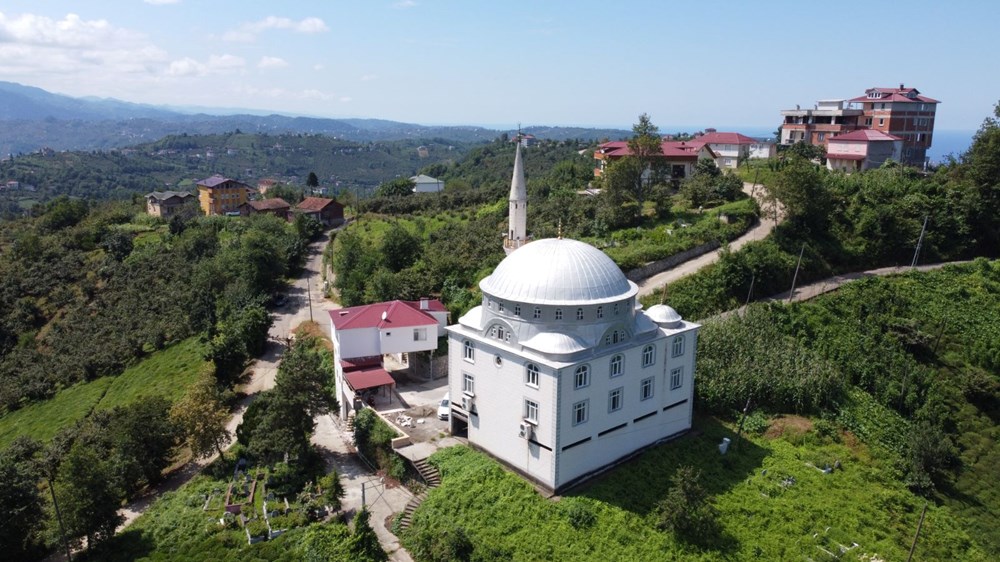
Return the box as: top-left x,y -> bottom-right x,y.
398,458 -> 441,532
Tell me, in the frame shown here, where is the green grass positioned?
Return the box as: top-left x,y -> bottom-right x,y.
0,377 -> 113,448
407,417 -> 987,561
97,337 -> 209,410
0,337 -> 208,447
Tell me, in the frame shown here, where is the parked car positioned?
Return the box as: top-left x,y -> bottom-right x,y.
437,392 -> 450,421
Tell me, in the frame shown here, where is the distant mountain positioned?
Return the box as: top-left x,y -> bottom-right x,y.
0,81 -> 629,154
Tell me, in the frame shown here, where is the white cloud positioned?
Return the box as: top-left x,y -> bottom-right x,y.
223,16 -> 329,42
360,74 -> 377,82
393,1 -> 418,8
258,56 -> 288,69
313,64 -> 325,71
143,0 -> 181,5
0,12 -> 167,76
166,54 -> 245,77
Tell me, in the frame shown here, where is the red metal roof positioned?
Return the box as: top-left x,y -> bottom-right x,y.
345,367 -> 396,391
848,87 -> 939,104
340,356 -> 382,372
693,131 -> 760,145
829,129 -> 902,142
296,197 -> 343,212
329,299 -> 444,331
596,140 -> 713,160
826,153 -> 866,161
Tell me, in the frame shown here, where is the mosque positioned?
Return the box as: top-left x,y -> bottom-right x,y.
445,142 -> 700,493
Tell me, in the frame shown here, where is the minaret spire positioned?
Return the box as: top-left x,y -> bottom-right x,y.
504,137 -> 529,254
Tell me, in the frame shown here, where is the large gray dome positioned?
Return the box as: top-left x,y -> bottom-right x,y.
480,238 -> 637,305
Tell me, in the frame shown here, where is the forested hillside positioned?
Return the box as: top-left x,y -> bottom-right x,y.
0,132 -> 474,220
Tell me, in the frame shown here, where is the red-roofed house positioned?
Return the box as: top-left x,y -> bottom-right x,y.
693,131 -> 775,168
295,197 -> 345,227
593,140 -> 716,180
329,298 -> 449,419
826,129 -> 903,173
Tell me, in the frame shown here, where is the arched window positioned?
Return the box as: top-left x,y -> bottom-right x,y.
463,340 -> 475,362
576,308 -> 584,321
672,335 -> 685,357
642,344 -> 655,367
574,365 -> 590,389
610,355 -> 624,377
525,363 -> 540,387
597,306 -> 604,319
533,307 -> 542,319
555,308 -> 563,320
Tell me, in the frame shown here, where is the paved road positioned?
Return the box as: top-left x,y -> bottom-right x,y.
636,182 -> 782,298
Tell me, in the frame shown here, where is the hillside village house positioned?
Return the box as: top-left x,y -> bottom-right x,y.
240,198 -> 291,220
144,191 -> 195,217
825,129 -> 903,173
295,196 -> 345,227
780,85 -> 939,166
329,299 -> 449,420
692,130 -> 775,169
593,140 -> 716,181
196,175 -> 254,216
447,146 -> 700,493
410,174 -> 445,193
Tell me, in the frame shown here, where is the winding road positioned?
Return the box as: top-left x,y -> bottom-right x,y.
636,182 -> 781,297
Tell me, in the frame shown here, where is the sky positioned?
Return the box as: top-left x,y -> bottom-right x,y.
0,1 -> 997,133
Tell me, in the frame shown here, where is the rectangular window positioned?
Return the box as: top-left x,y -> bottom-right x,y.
608,387 -> 623,412
573,400 -> 589,426
597,306 -> 603,319
533,307 -> 541,319
524,399 -> 539,423
498,301 -> 504,313
413,328 -> 427,341
878,118 -> 885,127
576,308 -> 584,321
514,304 -> 521,317
555,308 -> 563,320
463,373 -> 475,395
672,336 -> 684,357
670,367 -> 683,390
640,377 -> 654,401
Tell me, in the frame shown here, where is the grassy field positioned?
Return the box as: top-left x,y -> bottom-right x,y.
0,337 -> 208,447
0,376 -> 114,448
96,336 -> 209,410
406,416 -> 986,561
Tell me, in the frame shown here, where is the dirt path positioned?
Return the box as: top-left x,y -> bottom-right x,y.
636,182 -> 782,297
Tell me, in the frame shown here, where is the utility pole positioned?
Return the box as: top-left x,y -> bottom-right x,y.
787,243 -> 806,304
307,278 -> 313,323
48,478 -> 72,562
907,503 -> 928,562
911,215 -> 929,268
744,273 -> 756,311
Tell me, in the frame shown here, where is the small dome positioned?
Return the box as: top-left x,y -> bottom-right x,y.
521,331 -> 589,356
646,304 -> 683,328
480,238 -> 637,305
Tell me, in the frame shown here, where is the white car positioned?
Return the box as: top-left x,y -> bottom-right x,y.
437,392 -> 450,421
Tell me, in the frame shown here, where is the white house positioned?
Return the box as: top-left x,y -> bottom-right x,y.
329,298 -> 449,419
410,174 -> 444,193
826,129 -> 903,173
694,131 -> 774,168
446,238 -> 699,494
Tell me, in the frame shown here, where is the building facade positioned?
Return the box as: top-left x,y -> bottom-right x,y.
593,141 -> 716,180
145,191 -> 195,217
446,238 -> 699,493
410,174 -> 445,193
295,196 -> 345,227
196,175 -> 253,216
826,129 -> 903,173
780,85 -> 938,166
693,131 -> 774,168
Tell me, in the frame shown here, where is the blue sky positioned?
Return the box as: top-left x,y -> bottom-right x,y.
0,1 -> 996,132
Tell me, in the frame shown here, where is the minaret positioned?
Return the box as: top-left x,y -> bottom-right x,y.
504,140 -> 529,254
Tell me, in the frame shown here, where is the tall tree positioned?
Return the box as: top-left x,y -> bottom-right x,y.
307,171 -> 320,188
625,113 -> 665,215
275,336 -> 338,417
171,370 -> 231,459
0,437 -> 45,561
53,443 -> 123,550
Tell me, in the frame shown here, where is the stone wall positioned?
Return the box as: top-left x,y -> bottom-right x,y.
625,241 -> 721,282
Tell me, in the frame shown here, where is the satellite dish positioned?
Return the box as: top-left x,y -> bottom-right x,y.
381,311 -> 388,321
